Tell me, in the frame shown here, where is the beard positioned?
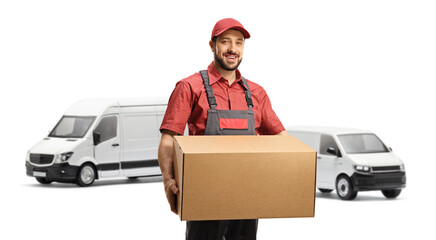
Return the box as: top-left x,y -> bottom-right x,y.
214,51 -> 243,71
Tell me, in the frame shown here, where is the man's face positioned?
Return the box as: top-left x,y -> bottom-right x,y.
211,29 -> 245,71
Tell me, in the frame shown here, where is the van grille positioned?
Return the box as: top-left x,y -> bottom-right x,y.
372,166 -> 401,172
374,172 -> 405,185
353,172 -> 406,188
30,154 -> 54,165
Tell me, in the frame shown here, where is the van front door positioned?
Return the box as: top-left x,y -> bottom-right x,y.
318,134 -> 340,188
94,115 -> 120,177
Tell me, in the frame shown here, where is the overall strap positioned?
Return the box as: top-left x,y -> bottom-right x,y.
200,70 -> 217,110
240,77 -> 254,110
200,70 -> 254,110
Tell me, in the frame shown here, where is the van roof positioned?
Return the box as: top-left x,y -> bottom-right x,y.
64,98 -> 167,116
286,126 -> 372,135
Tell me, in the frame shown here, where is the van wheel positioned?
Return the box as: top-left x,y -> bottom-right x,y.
381,189 -> 402,198
76,163 -> 96,187
336,175 -> 358,200
318,188 -> 333,193
36,177 -> 52,184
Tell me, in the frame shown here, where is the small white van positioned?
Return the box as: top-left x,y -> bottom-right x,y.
286,126 -> 406,200
26,98 -> 167,186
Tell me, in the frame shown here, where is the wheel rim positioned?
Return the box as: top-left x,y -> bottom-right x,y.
80,166 -> 95,185
337,178 -> 349,197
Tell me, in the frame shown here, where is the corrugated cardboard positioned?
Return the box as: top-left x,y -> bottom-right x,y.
173,135 -> 316,221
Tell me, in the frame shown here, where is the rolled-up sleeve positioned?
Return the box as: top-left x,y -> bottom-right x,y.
160,81 -> 193,135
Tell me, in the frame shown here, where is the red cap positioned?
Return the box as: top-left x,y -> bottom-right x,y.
211,18 -> 250,40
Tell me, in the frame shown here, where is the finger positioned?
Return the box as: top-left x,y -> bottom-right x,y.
171,184 -> 179,194
170,198 -> 177,214
168,192 -> 178,214
171,203 -> 177,214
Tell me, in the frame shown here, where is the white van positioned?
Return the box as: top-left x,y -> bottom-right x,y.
286,126 -> 406,200
26,98 -> 168,187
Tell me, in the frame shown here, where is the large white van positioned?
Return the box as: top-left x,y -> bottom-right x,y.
286,126 -> 406,200
26,98 -> 168,186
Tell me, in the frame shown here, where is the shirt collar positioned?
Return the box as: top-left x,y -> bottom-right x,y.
207,62 -> 244,87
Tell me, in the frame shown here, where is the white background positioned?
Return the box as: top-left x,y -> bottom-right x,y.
1,0 -> 435,239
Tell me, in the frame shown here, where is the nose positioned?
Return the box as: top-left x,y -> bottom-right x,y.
228,42 -> 237,53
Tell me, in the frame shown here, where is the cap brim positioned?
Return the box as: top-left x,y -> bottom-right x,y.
215,26 -> 251,39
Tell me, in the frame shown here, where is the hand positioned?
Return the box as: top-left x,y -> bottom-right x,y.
164,178 -> 179,214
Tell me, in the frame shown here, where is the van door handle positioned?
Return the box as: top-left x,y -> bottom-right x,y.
112,143 -> 119,147
317,156 -> 321,159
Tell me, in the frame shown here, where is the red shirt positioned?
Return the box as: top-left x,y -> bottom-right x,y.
160,63 -> 285,136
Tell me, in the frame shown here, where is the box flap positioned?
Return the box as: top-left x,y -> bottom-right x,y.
174,135 -> 315,154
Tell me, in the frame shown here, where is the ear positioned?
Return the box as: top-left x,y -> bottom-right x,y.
209,40 -> 215,52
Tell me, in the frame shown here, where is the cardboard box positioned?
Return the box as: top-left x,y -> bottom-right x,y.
173,135 -> 317,221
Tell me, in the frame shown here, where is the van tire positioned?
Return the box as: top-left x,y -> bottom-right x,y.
36,177 -> 52,184
336,175 -> 358,200
318,188 -> 333,193
381,189 -> 402,198
76,163 -> 96,187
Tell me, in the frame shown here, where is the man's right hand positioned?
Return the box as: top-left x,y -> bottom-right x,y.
158,130 -> 180,215
164,178 -> 179,214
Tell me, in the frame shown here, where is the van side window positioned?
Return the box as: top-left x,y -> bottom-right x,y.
94,116 -> 117,143
320,135 -> 339,155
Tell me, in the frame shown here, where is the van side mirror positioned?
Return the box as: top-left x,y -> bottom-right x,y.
327,147 -> 342,157
389,147 -> 393,152
93,131 -> 101,145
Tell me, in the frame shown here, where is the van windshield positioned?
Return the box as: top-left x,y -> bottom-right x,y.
49,116 -> 96,138
338,134 -> 389,154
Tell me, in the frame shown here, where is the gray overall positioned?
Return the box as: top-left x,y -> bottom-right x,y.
186,70 -> 258,240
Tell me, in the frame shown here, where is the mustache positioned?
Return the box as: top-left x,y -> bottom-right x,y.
224,51 -> 239,56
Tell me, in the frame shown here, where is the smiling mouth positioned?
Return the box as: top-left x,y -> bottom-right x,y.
224,53 -> 238,61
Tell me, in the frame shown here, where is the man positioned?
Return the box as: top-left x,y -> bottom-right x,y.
158,18 -> 287,240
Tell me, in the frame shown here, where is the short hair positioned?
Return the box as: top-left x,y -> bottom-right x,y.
211,29 -> 245,44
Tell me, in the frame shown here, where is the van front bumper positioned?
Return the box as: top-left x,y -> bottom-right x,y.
26,162 -> 79,182
351,171 -> 406,191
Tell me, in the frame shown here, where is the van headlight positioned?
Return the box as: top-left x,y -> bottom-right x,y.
55,152 -> 74,163
400,164 -> 405,171
355,165 -> 370,172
